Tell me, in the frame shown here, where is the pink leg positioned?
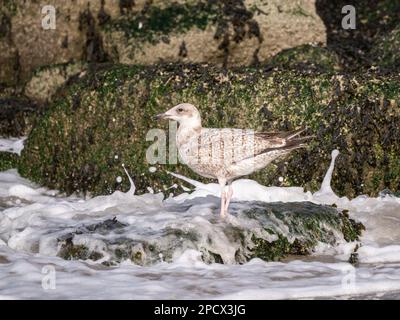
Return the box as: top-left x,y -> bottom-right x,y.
220,190 -> 227,218
224,184 -> 233,215
218,179 -> 227,218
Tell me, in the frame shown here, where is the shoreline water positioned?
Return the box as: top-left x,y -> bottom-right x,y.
0,140 -> 400,299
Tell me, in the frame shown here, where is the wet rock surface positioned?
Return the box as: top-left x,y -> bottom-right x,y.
55,200 -> 364,266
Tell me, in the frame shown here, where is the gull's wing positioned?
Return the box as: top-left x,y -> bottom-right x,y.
181,128 -> 308,166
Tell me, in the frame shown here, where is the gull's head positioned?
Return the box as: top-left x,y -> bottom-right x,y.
155,103 -> 201,127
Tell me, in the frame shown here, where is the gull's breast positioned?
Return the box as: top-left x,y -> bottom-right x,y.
177,128 -> 257,179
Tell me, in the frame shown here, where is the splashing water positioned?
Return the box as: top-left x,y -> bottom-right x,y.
0,138 -> 400,299
314,149 -> 340,197
122,163 -> 136,195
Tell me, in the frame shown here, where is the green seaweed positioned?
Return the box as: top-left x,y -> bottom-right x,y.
104,1 -> 217,44
18,62 -> 400,197
268,44 -> 342,73
0,152 -> 18,171
54,203 -> 364,265
247,202 -> 363,261
371,24 -> 400,70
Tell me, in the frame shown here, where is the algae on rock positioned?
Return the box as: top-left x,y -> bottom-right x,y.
53,201 -> 364,265
267,44 -> 342,73
102,0 -> 326,67
18,63 -> 400,197
371,24 -> 400,70
0,0 -> 326,86
0,96 -> 38,137
316,0 -> 400,70
24,62 -> 88,103
0,152 -> 18,171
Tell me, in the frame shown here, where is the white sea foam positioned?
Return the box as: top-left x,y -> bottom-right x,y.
0,146 -> 400,299
0,137 -> 26,155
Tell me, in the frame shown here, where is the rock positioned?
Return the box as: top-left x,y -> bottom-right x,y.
0,0 -> 119,83
0,40 -> 19,87
24,45 -> 341,103
102,0 -> 326,67
315,0 -> 400,70
267,44 -> 342,73
0,0 -> 326,85
54,201 -> 364,265
0,2 -> 19,87
24,61 -> 87,103
18,63 -> 400,197
0,96 -> 38,137
371,24 -> 400,71
1,0 -> 398,88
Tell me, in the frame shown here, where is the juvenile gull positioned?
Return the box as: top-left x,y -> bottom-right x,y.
156,103 -> 311,217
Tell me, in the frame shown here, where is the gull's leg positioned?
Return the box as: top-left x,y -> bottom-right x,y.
224,182 -> 233,215
220,190 -> 227,218
218,179 -> 227,218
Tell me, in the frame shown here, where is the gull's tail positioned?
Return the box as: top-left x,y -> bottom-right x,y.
254,128 -> 314,157
281,127 -> 314,151
283,135 -> 313,150
282,128 -> 307,140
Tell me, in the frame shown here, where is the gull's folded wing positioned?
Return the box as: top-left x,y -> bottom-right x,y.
181,128 -> 293,165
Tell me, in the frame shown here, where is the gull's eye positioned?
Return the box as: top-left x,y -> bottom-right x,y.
177,108 -> 184,113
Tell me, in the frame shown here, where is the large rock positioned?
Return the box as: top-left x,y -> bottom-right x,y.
0,2 -> 19,87
55,201 -> 364,265
315,0 -> 400,70
266,44 -> 341,73
2,0 -> 399,88
102,0 -> 326,67
0,0 -> 119,84
0,40 -> 19,87
24,61 -> 87,103
18,63 -> 400,198
371,24 -> 400,71
0,0 -> 326,85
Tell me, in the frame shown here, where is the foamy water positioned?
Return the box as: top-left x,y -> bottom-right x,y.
0,137 -> 26,155
1,143 -> 400,299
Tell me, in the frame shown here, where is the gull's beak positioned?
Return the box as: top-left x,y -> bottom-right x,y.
154,112 -> 173,120
154,113 -> 165,120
